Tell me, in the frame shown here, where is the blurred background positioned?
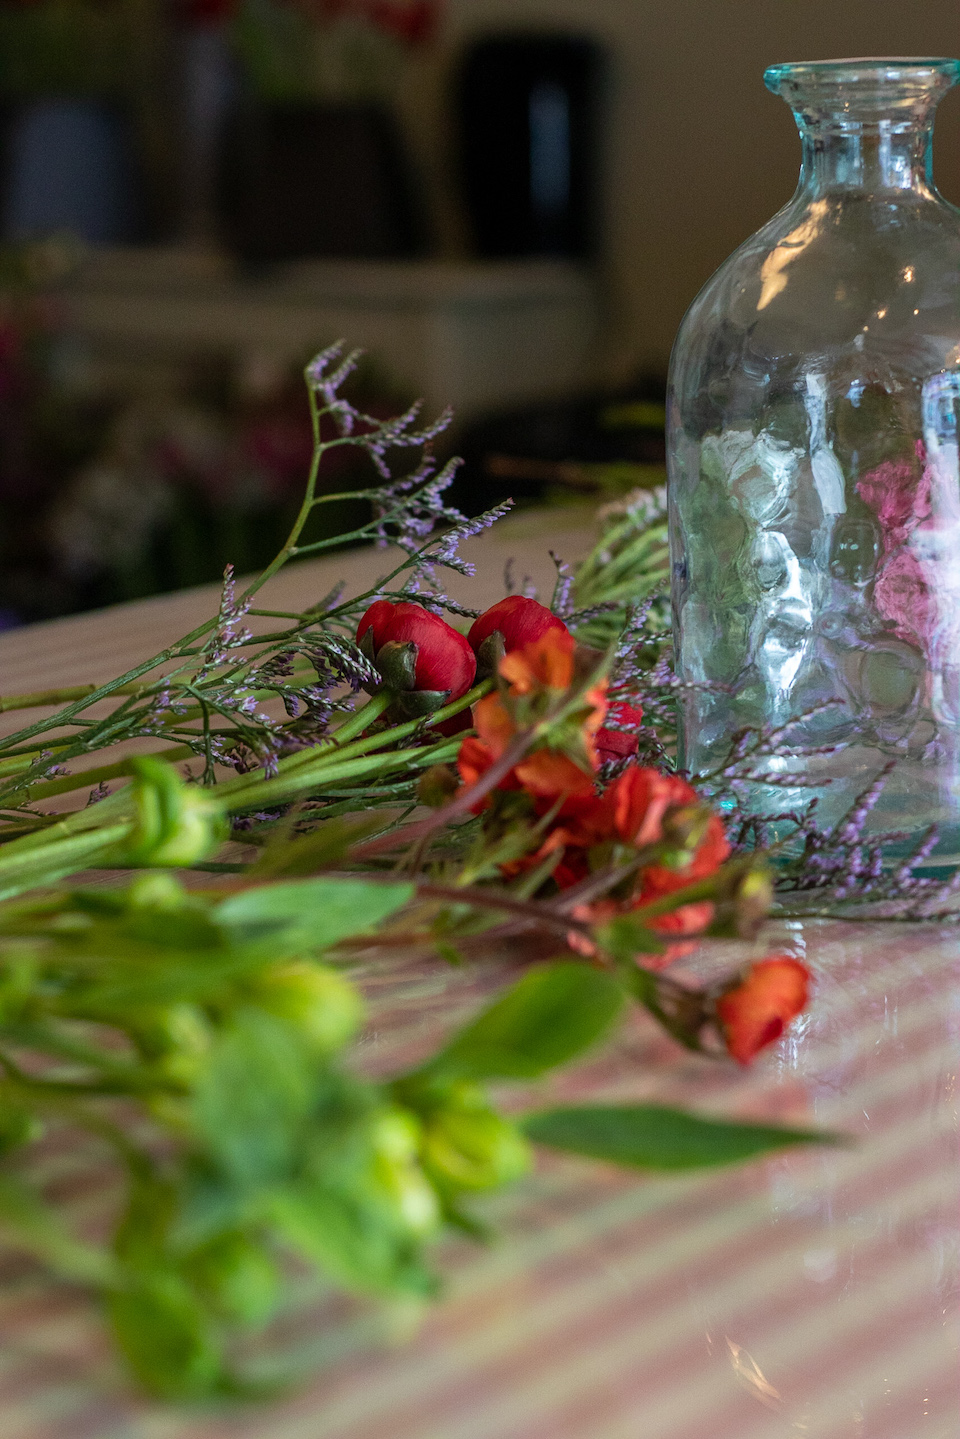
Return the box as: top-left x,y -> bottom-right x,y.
0,0 -> 959,624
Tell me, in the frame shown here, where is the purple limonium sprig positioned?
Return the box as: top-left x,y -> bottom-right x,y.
549,552 -> 575,618
201,565 -> 253,670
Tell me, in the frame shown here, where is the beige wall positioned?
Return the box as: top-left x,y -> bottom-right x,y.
401,1 -> 960,379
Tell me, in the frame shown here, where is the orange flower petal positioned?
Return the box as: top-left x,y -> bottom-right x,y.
514,749 -> 597,799
716,956 -> 811,1065
472,692 -> 516,757
638,815 -> 732,900
500,626 -> 576,694
456,735 -> 494,790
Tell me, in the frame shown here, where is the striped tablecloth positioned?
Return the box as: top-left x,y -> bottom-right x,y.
0,516 -> 957,1437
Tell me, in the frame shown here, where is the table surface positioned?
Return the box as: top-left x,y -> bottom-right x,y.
0,513 -> 957,1439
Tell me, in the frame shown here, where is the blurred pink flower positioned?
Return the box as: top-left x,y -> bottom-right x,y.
872,548 -> 933,646
855,444 -> 931,554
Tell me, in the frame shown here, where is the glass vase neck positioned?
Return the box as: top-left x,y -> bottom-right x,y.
764,57 -> 960,196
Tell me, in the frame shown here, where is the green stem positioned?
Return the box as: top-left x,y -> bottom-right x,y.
21,748 -> 197,805
325,692 -> 391,744
214,681 -> 489,800
223,739 -> 460,814
0,823 -> 133,901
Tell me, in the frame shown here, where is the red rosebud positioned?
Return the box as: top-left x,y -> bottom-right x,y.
595,700 -> 645,763
716,957 -> 810,1065
467,596 -> 569,676
357,601 -> 476,717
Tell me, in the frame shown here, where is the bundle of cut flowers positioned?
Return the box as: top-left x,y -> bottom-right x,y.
0,344 -> 833,1399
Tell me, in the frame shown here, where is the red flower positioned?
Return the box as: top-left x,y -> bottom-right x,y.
637,813 -> 731,903
456,684 -> 596,808
595,700 -> 645,763
716,957 -> 810,1065
468,596 -> 569,675
608,768 -> 698,848
456,626 -> 607,810
357,601 -> 475,717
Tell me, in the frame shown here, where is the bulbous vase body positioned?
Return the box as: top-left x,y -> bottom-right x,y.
668,58 -> 960,840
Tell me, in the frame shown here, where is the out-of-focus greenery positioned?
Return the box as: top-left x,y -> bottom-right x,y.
0,862 -> 827,1399
0,0 -> 137,98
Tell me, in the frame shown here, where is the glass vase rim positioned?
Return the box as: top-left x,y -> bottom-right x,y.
764,57 -> 960,95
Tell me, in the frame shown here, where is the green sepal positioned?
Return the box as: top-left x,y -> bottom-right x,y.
373,640 -> 419,692
392,688 -> 451,719
474,630 -> 506,680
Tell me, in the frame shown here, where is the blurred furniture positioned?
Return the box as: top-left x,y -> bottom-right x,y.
453,384 -> 666,513
0,512 -> 956,1436
457,34 -> 603,258
50,246 -> 599,419
1,99 -> 142,245
218,100 -> 425,263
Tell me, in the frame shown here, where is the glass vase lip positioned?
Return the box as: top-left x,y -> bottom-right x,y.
765,56 -> 960,97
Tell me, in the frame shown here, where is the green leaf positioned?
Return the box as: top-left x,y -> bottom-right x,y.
0,1174 -> 118,1287
185,1233 -> 280,1327
268,1182 -> 435,1298
596,913 -> 665,961
191,1010 -> 312,1187
62,933 -> 262,1013
523,1104 -> 840,1171
249,815 -> 384,878
215,878 -> 413,955
106,1271 -> 223,1399
422,962 -> 624,1082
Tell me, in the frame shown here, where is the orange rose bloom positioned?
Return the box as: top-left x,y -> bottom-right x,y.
456,628 -> 606,809
716,957 -> 811,1065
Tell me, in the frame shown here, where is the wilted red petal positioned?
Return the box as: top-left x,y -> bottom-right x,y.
716,956 -> 811,1065
610,767 -> 696,848
456,735 -> 492,791
649,901 -> 714,936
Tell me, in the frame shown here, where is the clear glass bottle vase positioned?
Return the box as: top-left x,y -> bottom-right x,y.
668,57 -> 960,844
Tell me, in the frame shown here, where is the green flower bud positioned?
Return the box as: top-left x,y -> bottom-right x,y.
0,1104 -> 40,1155
370,1108 -> 440,1237
120,757 -> 226,869
247,961 -> 363,1056
417,764 -> 460,808
126,873 -> 188,912
419,1083 -> 531,1193
141,1004 -> 214,1086
709,866 -> 774,940
186,1234 -> 279,1326
660,804 -> 712,858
